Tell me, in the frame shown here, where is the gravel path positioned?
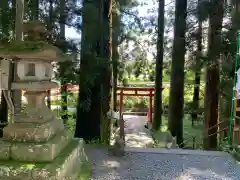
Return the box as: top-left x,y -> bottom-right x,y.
123,115 -> 153,148
86,145 -> 240,180
86,115 -> 240,180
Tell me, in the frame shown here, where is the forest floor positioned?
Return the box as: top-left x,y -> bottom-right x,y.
85,115 -> 240,180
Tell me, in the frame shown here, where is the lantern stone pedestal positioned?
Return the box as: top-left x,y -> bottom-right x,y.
0,87 -> 87,180
0,138 -> 86,180
0,21 -> 88,180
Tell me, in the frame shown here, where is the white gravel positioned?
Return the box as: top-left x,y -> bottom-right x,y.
86,146 -> 240,180
123,115 -> 153,148
85,115 -> 240,180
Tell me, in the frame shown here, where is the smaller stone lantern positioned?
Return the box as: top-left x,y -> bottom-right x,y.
0,21 -> 87,180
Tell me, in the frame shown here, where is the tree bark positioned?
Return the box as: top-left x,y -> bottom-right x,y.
153,0 -> 165,130
11,0 -> 16,31
168,0 -> 187,146
203,0 -> 224,150
0,0 -> 10,136
0,93 -> 8,137
99,0 -> 112,143
29,0 -> 39,20
75,0 -> 112,142
191,0 -> 202,126
112,12 -> 120,111
112,48 -> 118,111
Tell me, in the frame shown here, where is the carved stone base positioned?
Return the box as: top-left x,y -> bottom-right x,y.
3,120 -> 64,142
0,130 -> 72,162
0,139 -> 87,180
14,91 -> 56,124
14,106 -> 54,124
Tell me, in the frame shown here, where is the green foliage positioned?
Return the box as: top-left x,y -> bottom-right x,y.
122,78 -> 129,86
154,116 -> 203,149
162,87 -> 170,104
52,92 -> 77,131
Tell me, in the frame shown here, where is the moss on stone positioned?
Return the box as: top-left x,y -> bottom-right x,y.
0,139 -> 82,171
76,161 -> 92,180
0,40 -> 70,62
0,139 -> 87,179
0,41 -> 47,52
47,139 -> 82,168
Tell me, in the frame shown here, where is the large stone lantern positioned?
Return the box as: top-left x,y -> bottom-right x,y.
0,21 -> 87,180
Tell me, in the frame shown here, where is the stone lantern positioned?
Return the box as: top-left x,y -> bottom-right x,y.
0,21 -> 87,179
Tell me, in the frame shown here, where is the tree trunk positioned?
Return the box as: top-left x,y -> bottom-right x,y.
75,0 -> 112,142
1,0 -> 10,41
168,0 -> 187,146
0,0 -> 11,136
0,93 -> 8,137
29,0 -> 39,20
112,49 -> 118,111
112,12 -> 120,111
98,0 -> 112,143
191,0 -> 202,126
11,0 -> 16,31
153,0 -> 165,130
203,0 -> 224,150
59,0 -> 68,125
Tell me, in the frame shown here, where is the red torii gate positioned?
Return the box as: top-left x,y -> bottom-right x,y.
41,84 -> 167,124
117,85 -> 167,123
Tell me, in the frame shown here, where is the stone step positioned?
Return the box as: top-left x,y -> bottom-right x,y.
0,139 -> 88,180
125,147 -> 233,158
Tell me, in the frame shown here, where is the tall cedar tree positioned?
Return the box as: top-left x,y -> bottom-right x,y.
191,0 -> 202,126
153,0 -> 165,130
168,0 -> 187,146
99,0 -> 112,143
29,0 -> 39,20
203,0 -> 224,149
0,0 -> 11,136
112,11 -> 120,111
75,0 -> 112,141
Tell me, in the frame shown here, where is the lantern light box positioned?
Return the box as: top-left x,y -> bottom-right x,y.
17,60 -> 53,81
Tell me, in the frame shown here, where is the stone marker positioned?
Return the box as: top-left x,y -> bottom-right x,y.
0,20 -> 87,180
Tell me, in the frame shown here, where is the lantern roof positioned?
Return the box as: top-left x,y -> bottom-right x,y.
0,20 -> 70,62
0,41 -> 69,62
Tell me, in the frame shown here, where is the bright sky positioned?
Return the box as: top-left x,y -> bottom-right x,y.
66,26 -> 80,39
